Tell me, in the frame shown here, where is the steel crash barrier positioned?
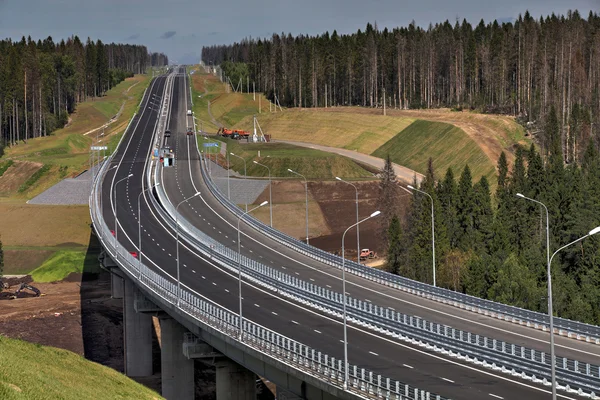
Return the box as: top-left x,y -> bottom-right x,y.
153,157 -> 600,398
89,74 -> 450,400
194,132 -> 600,345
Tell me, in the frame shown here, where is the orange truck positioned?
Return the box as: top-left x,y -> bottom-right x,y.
359,249 -> 377,261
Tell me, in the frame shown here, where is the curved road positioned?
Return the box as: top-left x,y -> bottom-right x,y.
103,69 -> 585,400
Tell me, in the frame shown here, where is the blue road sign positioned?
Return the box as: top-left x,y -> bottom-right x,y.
203,143 -> 219,147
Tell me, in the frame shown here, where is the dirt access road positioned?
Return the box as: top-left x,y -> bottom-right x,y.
275,139 -> 423,186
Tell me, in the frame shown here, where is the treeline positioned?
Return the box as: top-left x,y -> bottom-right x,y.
382,105 -> 600,324
0,36 -> 168,148
203,10 -> 600,164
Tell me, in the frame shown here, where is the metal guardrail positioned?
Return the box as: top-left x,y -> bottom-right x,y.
152,164 -> 600,398
194,138 -> 600,345
90,75 -> 449,400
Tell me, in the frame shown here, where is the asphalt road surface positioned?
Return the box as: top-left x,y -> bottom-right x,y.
102,69 -> 586,400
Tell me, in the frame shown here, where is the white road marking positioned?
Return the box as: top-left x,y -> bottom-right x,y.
291,320 -> 299,325
369,351 -> 379,356
326,285 -> 332,288
314,329 -> 322,334
310,278 -> 315,282
212,282 -> 217,286
489,395 -> 503,400
442,378 -> 454,383
403,364 -> 414,369
254,304 -> 260,307
192,270 -> 196,273
224,289 -> 229,293
272,312 -> 278,316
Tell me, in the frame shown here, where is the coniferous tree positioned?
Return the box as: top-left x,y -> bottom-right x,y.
385,215 -> 403,275
376,154 -> 401,245
456,165 -> 475,251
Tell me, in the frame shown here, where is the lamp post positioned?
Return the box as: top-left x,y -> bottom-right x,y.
230,152 -> 247,212
138,183 -> 160,278
288,168 -> 309,244
518,193 -> 600,400
516,192 -> 553,397
227,151 -> 231,199
253,160 -> 273,227
407,184 -> 436,287
114,174 -> 133,260
237,200 -> 268,339
547,226 -> 600,399
336,177 -> 360,263
341,210 -> 381,390
176,192 -> 201,307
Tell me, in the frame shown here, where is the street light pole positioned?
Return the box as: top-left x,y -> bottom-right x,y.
408,185 -> 436,287
336,177 -> 360,263
341,210 -> 381,390
138,183 -> 160,278
114,174 -> 133,261
516,193 -> 553,397
237,201 -> 268,339
227,151 -> 231,199
253,160 -> 273,227
230,152 -> 247,212
176,192 -> 201,307
288,168 -> 309,244
546,226 -> 600,399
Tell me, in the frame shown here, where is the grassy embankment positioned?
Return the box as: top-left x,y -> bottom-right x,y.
0,336 -> 163,400
0,74 -> 152,278
235,109 -> 526,185
372,119 -> 497,183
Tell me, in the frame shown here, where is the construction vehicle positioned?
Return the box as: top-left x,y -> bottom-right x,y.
359,249 -> 377,261
217,127 -> 250,140
13,283 -> 41,298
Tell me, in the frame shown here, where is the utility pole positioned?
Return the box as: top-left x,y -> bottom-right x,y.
383,88 -> 386,116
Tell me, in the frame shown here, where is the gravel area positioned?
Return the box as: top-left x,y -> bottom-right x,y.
28,165 -> 101,205
206,158 -> 268,206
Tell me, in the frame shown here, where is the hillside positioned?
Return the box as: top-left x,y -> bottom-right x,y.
372,120 -> 496,183
0,336 -> 162,400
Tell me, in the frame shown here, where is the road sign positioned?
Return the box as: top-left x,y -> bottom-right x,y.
90,146 -> 108,151
203,143 -> 219,148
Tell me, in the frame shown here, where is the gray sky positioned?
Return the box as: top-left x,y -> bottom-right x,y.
0,0 -> 598,64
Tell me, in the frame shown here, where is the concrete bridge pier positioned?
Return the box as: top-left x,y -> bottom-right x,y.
160,317 -> 195,400
123,277 -> 153,377
216,358 -> 257,400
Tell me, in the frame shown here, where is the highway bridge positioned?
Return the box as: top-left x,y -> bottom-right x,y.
90,67 -> 600,400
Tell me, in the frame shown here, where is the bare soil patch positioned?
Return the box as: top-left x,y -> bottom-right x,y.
0,161 -> 43,195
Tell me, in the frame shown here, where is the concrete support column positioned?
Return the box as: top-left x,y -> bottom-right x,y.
123,278 -> 153,377
111,272 -> 124,299
216,359 -> 256,400
160,318 -> 195,400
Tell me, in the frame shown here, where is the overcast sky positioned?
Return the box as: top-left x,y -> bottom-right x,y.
0,0 -> 598,64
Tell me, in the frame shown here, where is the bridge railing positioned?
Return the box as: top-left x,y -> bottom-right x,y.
194,137 -> 600,345
150,159 -> 600,397
90,77 -> 450,400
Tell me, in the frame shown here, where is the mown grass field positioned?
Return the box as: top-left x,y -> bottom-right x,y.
206,137 -> 373,179
0,202 -> 95,278
235,109 -> 416,155
372,120 -> 497,183
0,336 -> 163,400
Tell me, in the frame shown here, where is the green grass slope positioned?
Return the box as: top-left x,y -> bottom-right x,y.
0,336 -> 163,400
372,120 -> 496,183
201,137 -> 373,179
30,250 -> 101,283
